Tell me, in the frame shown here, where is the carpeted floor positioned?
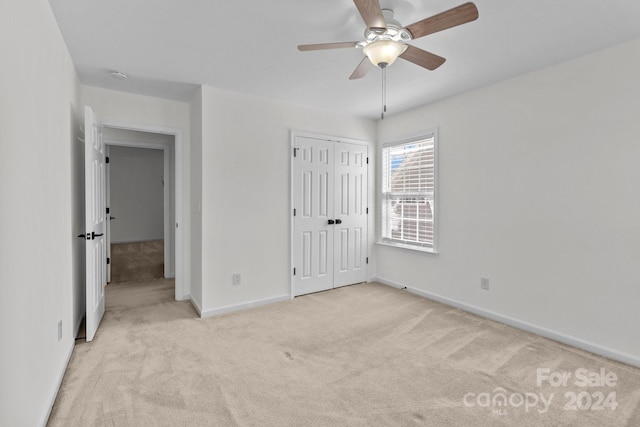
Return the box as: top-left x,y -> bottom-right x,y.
110,240 -> 165,283
48,281 -> 640,426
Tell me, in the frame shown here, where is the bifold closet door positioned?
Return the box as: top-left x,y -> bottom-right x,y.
293,137 -> 335,296
293,136 -> 368,297
333,142 -> 368,288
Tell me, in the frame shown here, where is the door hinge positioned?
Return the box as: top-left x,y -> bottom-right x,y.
106,207 -> 110,214
106,156 -> 110,164
107,257 -> 110,265
366,257 -> 369,264
366,207 -> 369,214
293,147 -> 299,157
366,157 -> 369,164
293,268 -> 296,276
293,208 -> 296,216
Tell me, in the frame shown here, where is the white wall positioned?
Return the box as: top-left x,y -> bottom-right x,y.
189,88 -> 203,310
197,86 -> 376,313
0,1 -> 82,425
109,146 -> 165,243
81,86 -> 191,295
376,38 -> 640,364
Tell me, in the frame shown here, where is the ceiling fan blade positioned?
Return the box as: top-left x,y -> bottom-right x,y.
349,57 -> 373,80
298,42 -> 359,51
404,2 -> 478,40
353,0 -> 386,32
399,45 -> 446,70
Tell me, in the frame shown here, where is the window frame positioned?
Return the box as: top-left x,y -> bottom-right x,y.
377,130 -> 438,254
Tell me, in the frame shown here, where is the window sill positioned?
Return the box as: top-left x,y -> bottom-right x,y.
376,241 -> 439,255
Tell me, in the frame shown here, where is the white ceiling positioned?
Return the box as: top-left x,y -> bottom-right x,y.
49,0 -> 640,120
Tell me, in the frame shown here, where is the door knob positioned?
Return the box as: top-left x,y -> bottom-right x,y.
328,219 -> 335,225
335,219 -> 342,224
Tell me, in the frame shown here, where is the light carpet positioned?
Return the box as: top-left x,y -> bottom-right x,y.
48,282 -> 640,426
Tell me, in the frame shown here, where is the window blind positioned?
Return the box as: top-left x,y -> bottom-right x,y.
382,136 -> 435,248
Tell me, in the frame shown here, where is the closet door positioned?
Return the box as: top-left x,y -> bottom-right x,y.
293,137 -> 335,296
293,136 -> 369,297
333,142 -> 368,287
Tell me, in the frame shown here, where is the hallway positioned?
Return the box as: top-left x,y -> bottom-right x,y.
106,277 -> 175,311
107,239 -> 174,310
110,240 -> 165,283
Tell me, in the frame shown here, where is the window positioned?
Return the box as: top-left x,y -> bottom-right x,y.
380,133 -> 436,251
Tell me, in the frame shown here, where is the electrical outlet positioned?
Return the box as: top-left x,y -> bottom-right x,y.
232,273 -> 241,286
480,277 -> 490,291
57,321 -> 63,341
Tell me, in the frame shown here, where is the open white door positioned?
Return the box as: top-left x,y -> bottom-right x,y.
84,106 -> 106,342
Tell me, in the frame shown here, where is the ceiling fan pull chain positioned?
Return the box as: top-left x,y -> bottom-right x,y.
381,67 -> 387,120
384,67 -> 387,114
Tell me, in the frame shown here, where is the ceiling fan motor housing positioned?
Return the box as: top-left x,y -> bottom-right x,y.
364,9 -> 412,42
362,9 -> 411,67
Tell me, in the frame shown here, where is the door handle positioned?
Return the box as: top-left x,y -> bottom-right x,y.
77,232 -> 103,240
110,216 -> 116,220
328,219 -> 335,225
335,219 -> 342,224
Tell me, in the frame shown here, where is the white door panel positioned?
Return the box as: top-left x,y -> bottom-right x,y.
293,138 -> 334,296
84,106 -> 106,342
334,142 -> 368,287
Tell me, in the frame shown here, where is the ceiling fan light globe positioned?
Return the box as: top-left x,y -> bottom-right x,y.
363,40 -> 407,68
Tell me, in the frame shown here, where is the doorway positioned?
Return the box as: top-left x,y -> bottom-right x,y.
104,129 -> 174,285
107,144 -> 168,283
102,121 -> 185,301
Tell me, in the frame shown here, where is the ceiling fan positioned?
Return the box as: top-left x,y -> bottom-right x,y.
298,0 -> 479,79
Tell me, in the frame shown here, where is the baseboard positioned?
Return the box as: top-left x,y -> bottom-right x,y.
373,277 -> 640,368
200,294 -> 290,318
190,296 -> 203,317
39,341 -> 75,427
